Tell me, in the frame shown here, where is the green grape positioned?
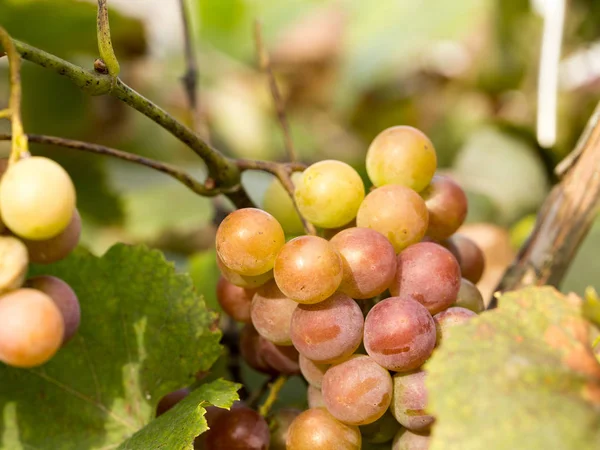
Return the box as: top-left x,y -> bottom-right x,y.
294,160 -> 365,229
262,172 -> 305,235
453,278 -> 484,313
0,235 -> 28,295
366,126 -> 437,192
269,408 -> 302,450
360,411 -> 401,444
216,208 -> 285,276
356,185 -> 429,253
22,208 -> 81,264
286,408 -> 361,450
0,157 -> 76,240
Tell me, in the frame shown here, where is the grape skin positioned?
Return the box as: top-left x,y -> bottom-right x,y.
274,235 -> 343,304
0,235 -> 28,295
217,254 -> 273,289
330,227 -> 397,299
286,408 -> 362,450
360,411 -> 401,444
307,385 -> 326,408
356,185 -> 429,253
363,297 -> 436,372
204,406 -> 270,450
392,429 -> 431,450
22,209 -> 81,264
216,276 -> 255,323
422,175 -> 468,240
0,288 -> 65,367
299,354 -> 329,388
447,234 -> 485,284
294,160 -> 365,229
262,172 -> 305,235
366,126 -> 437,192
390,370 -> 434,432
216,208 -> 285,276
433,306 -> 477,344
250,280 -> 297,345
290,292 -> 364,364
269,408 -> 302,450
321,354 -> 393,425
390,242 -> 461,314
239,323 -> 300,376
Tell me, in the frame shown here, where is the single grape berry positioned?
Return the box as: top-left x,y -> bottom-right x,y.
269,408 -> 302,450
360,411 -> 401,444
356,185 -> 428,253
294,160 -> 365,229
0,156 -> 76,240
421,175 -> 468,240
366,126 -> 437,192
204,406 -> 270,450
239,324 -> 300,376
433,306 -> 477,344
216,276 -> 255,323
299,354 -> 329,388
262,172 -> 305,235
217,254 -> 273,289
274,235 -> 343,304
216,208 -> 285,276
22,209 -> 81,264
286,408 -> 361,450
0,288 -> 65,367
0,235 -> 28,295
155,387 -> 190,417
390,370 -> 434,432
251,280 -> 297,345
446,234 -> 485,284
453,278 -> 485,313
392,429 -> 431,450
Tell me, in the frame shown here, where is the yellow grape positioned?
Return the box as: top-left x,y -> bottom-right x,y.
0,157 -> 76,240
262,172 -> 305,235
0,235 -> 29,295
286,408 -> 361,450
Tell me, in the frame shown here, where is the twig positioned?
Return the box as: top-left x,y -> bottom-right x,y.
0,109 -> 10,119
258,375 -> 287,417
0,133 -> 223,197
248,376 -> 275,409
253,21 -> 297,163
96,0 -> 120,77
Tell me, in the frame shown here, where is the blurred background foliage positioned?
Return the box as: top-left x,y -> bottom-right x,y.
1,0 -> 600,300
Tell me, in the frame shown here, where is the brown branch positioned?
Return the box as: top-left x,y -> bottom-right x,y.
492,100 -> 600,307
253,20 -> 297,163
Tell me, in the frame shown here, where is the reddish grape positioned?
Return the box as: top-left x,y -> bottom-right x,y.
290,293 -> 363,363
216,276 -> 255,323
216,208 -> 285,276
453,278 -> 485,313
447,234 -> 485,284
156,387 -> 190,417
195,404 -> 239,449
391,370 -> 434,432
204,406 -> 270,450
217,254 -> 273,289
356,185 -> 428,253
360,411 -> 401,444
363,297 -> 436,372
239,323 -> 300,376
286,408 -> 361,450
307,385 -> 326,408
269,408 -> 302,450
22,209 -> 81,264
299,354 -> 329,388
422,175 -> 467,240
392,429 -> 431,450
433,306 -> 476,344
251,280 -> 297,345
390,242 -> 461,314
274,235 -> 343,304
322,354 -> 393,425
330,227 -> 397,299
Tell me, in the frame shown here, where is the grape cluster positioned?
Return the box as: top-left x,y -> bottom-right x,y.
0,156 -> 81,368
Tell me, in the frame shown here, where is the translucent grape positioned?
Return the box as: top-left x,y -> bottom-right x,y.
447,234 -> 485,284
391,370 -> 434,432
322,354 -> 393,425
330,227 -> 397,299
453,278 -> 484,313
217,254 -> 273,289
22,209 -> 81,264
204,406 -> 270,450
274,235 -> 343,304
422,175 -> 467,240
251,280 -> 297,345
433,306 -> 476,344
0,288 -> 64,367
307,385 -> 326,408
286,408 -> 361,450
26,275 -> 81,343
294,160 -> 365,228
269,408 -> 302,450
356,185 -> 428,253
299,354 -> 329,388
360,411 -> 401,444
240,323 -> 300,376
156,387 -> 190,417
0,235 -> 28,295
363,297 -> 436,372
216,276 -> 255,323
216,208 -> 285,276
392,429 -> 431,450
390,242 -> 461,314
0,157 -> 76,240
262,172 -> 305,235
290,292 -> 363,363
366,126 -> 437,192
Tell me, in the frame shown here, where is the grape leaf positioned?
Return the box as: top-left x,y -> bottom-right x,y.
0,244 -> 222,450
426,287 -> 600,450
118,378 -> 240,450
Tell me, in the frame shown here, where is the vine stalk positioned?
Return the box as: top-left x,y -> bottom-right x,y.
96,0 -> 120,77
258,375 -> 287,417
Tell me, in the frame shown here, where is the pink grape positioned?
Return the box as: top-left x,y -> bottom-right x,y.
454,278 -> 485,313
251,280 -> 297,345
307,385 -> 326,408
433,306 -> 477,344
299,354 -> 329,388
392,429 -> 431,450
390,370 -> 434,432
286,408 -> 361,450
239,323 -> 300,376
216,276 -> 255,323
204,406 -> 270,450
422,175 -> 467,240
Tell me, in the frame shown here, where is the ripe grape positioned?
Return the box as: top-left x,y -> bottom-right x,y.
454,278 -> 485,313
240,323 -> 300,375
321,354 -> 393,425
286,408 -> 361,450
0,288 -> 64,367
217,254 -> 273,289
433,306 -> 477,344
0,157 -> 76,240
156,387 -> 190,417
294,160 -> 365,229
204,406 -> 270,450
392,429 -> 431,450
194,404 -> 238,449
26,275 -> 81,343
290,293 -> 363,363
274,235 -> 343,304
360,411 -> 401,444
216,276 -> 255,323
447,234 -> 485,284
269,408 -> 302,450
363,297 -> 436,372
356,185 -> 428,253
216,208 -> 285,276
299,354 -> 329,388
421,175 -> 467,240
390,242 -> 461,314
366,126 -> 437,192
0,235 -> 28,295
262,172 -> 305,235
390,370 -> 434,432
22,209 -> 81,264
307,385 -> 326,408
251,280 -> 297,345
330,227 -> 397,299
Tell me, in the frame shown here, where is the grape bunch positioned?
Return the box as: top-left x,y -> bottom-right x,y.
0,156 -> 82,368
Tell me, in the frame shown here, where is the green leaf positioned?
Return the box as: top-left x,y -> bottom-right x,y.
583,288 -> 600,328
426,287 -> 600,450
0,244 -> 222,450
118,379 -> 241,450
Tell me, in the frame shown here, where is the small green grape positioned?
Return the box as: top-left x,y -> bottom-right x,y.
263,172 -> 305,235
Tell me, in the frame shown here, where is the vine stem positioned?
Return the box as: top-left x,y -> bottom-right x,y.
258,375 -> 287,417
0,26 -> 29,164
96,0 -> 120,77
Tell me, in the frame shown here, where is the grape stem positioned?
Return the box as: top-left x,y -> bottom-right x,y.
96,0 -> 120,77
258,375 -> 287,417
0,26 -> 29,164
